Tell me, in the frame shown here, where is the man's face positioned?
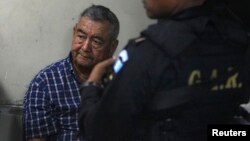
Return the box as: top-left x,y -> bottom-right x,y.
143,0 -> 179,18
71,16 -> 116,69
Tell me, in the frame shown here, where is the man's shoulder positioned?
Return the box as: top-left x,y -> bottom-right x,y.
32,57 -> 72,83
43,57 -> 70,72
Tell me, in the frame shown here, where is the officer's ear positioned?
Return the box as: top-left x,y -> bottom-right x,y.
109,39 -> 118,57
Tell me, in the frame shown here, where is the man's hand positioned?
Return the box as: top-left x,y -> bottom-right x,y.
87,57 -> 115,84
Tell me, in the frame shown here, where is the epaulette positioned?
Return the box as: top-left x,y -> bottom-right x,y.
125,37 -> 146,50
134,37 -> 146,45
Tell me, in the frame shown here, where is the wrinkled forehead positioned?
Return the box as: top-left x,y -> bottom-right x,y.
76,17 -> 113,39
77,16 -> 111,29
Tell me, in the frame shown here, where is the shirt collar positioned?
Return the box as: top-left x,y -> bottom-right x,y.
67,53 -> 82,84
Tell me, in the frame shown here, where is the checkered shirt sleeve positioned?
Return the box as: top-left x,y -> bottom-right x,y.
23,72 -> 58,139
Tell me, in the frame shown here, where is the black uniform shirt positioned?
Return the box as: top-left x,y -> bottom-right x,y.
78,3 -> 249,141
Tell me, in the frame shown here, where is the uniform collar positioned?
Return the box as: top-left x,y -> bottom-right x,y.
160,2 -> 226,21
141,4 -> 216,57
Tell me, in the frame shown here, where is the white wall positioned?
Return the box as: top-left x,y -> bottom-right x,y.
0,0 -> 154,104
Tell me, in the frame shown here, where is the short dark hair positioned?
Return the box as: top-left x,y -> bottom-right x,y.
80,5 -> 120,41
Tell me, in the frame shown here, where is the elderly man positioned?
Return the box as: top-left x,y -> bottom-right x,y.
23,5 -> 119,141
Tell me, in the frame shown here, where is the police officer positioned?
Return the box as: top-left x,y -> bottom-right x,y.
78,0 -> 250,140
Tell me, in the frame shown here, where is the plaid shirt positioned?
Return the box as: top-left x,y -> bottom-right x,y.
23,55 -> 84,141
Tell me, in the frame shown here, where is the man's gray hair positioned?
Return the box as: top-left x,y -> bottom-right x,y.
80,5 -> 120,41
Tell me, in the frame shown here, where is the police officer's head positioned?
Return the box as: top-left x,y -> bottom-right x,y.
142,0 -> 206,19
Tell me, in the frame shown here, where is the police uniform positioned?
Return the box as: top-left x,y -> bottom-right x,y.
78,2 -> 250,141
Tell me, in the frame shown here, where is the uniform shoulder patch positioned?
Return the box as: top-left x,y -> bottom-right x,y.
113,49 -> 129,74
